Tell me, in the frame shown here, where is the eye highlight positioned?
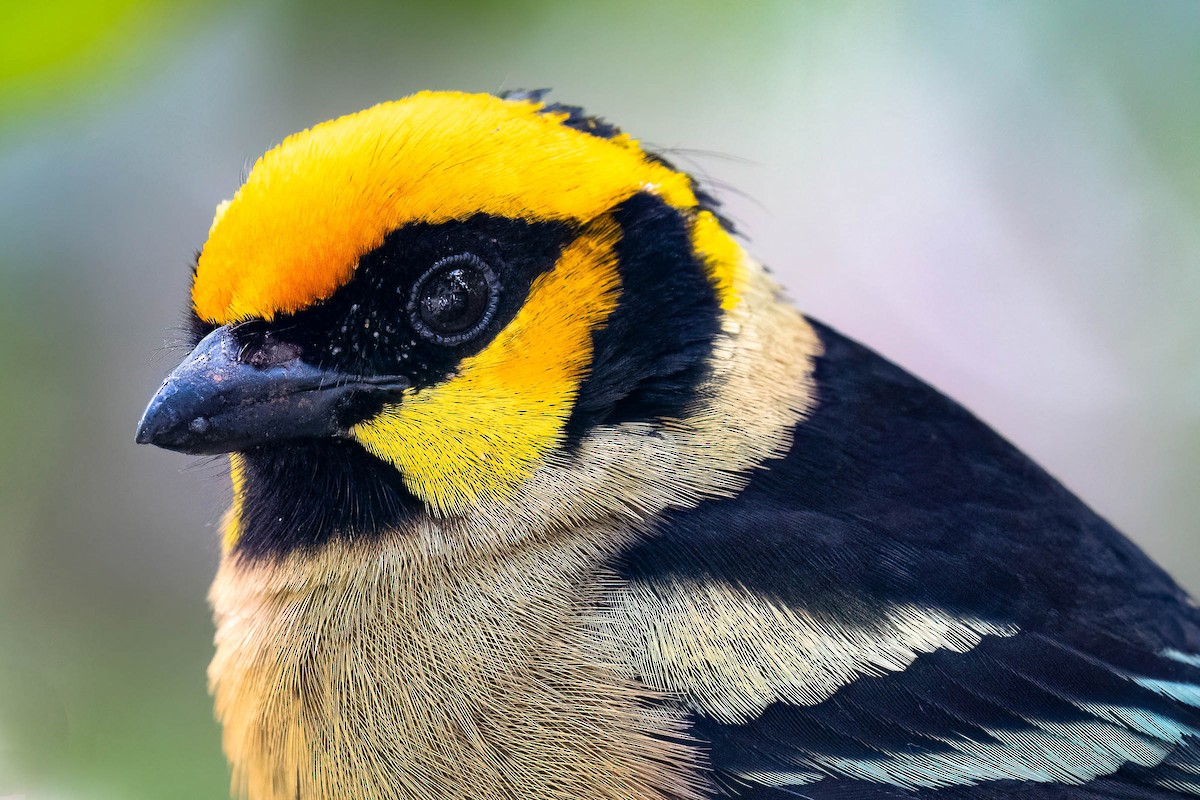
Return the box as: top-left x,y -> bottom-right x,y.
407,254 -> 500,345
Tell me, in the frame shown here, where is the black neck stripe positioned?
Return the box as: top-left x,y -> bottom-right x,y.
566,192 -> 723,439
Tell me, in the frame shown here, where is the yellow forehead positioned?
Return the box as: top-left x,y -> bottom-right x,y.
192,91 -> 699,324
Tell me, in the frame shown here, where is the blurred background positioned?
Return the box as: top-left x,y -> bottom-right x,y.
1,1 -> 1197,797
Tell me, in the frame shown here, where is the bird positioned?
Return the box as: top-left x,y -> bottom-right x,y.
136,90 -> 1200,800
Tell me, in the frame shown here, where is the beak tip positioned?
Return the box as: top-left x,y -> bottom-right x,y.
134,405 -> 161,445
134,421 -> 153,445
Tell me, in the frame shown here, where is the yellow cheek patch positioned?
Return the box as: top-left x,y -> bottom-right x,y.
691,209 -> 748,311
349,218 -> 623,516
192,91 -> 696,325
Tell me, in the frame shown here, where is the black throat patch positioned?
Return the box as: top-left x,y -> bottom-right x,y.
232,440 -> 423,558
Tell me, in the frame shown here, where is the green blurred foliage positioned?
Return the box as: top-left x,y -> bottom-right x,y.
0,0 -> 217,121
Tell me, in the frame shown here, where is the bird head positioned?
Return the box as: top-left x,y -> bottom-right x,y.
137,91 -> 817,558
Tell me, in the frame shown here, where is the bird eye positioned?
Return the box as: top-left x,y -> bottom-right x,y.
407,254 -> 500,345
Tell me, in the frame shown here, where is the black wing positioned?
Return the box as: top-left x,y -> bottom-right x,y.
616,319 -> 1200,799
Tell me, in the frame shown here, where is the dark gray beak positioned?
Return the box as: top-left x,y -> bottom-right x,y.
135,326 -> 409,455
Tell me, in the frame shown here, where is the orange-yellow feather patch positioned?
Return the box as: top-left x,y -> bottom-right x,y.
192,91 -> 696,325
691,209 -> 748,311
349,216 -> 623,515
222,452 -> 246,552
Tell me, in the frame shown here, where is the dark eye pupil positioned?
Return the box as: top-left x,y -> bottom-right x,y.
419,267 -> 487,334
408,254 -> 499,344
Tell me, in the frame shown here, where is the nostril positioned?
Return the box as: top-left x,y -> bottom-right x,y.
239,334 -> 305,369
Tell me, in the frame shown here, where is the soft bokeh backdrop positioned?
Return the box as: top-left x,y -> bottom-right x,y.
1,1 -> 1197,797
